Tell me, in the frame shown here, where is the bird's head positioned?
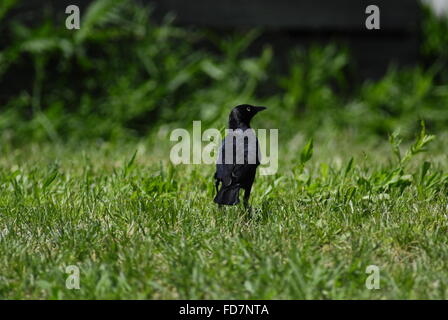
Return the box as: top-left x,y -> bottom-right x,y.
229,104 -> 267,129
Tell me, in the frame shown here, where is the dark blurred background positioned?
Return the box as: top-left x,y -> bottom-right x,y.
1,0 -> 448,144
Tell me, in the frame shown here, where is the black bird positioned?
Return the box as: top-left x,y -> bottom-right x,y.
214,104 -> 266,207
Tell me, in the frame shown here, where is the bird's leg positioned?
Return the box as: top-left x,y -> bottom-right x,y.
243,187 -> 251,209
214,177 -> 220,194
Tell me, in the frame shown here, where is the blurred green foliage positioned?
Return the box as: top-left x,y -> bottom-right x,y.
1,0 -> 448,144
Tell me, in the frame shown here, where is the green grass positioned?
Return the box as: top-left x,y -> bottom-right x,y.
1,127 -> 448,299
2,0 -> 448,299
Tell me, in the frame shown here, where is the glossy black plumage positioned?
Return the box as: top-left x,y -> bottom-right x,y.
214,104 -> 266,206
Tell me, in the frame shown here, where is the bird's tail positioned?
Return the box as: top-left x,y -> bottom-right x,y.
214,186 -> 240,205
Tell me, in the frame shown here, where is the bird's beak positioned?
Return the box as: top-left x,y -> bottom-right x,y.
254,106 -> 267,112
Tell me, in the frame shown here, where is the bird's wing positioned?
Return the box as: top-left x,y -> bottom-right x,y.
215,140 -> 233,187
215,129 -> 259,187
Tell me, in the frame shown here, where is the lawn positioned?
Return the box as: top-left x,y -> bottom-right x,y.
1,127 -> 447,299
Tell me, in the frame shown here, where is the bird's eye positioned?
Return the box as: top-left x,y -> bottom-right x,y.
246,107 -> 251,112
